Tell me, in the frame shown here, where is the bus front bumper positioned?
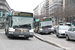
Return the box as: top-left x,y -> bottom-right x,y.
40,29 -> 53,33
7,31 -> 34,38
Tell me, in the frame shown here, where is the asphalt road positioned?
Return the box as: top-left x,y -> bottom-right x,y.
0,29 -> 63,50
36,33 -> 75,50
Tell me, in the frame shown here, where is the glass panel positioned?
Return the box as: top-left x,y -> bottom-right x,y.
68,28 -> 72,31
0,11 -> 3,17
59,26 -> 70,30
3,12 -> 6,17
8,17 -> 12,27
12,16 -> 33,29
40,21 -> 53,27
73,28 -> 75,31
0,12 -> 1,17
12,16 -> 33,26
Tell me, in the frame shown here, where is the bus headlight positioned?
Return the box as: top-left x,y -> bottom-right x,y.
40,28 -> 43,31
51,27 -> 54,31
9,27 -> 15,32
30,32 -> 34,35
9,31 -> 13,34
29,29 -> 34,32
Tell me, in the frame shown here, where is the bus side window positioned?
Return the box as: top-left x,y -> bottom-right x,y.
39,23 -> 41,27
6,18 -> 8,24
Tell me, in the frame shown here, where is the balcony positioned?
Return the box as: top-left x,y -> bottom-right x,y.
0,1 -> 11,12
0,5 -> 9,11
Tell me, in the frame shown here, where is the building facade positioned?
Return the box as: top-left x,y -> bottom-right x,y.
41,2 -> 46,17
49,0 -> 63,25
49,0 -> 75,25
45,0 -> 52,17
34,0 -> 75,25
0,0 -> 11,23
34,1 -> 46,19
65,0 -> 75,25
33,5 -> 39,18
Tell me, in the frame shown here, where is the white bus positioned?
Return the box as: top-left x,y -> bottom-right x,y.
5,11 -> 34,39
34,17 -> 54,34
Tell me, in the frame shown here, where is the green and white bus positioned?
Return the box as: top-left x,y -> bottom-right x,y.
34,17 -> 54,34
5,11 -> 34,39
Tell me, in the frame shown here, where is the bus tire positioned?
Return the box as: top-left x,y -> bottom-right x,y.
48,33 -> 51,34
25,37 -> 29,39
7,34 -> 10,38
5,29 -> 7,35
38,31 -> 41,34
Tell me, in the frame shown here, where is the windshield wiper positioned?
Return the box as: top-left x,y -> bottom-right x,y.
13,24 -> 31,29
13,25 -> 20,28
42,25 -> 52,28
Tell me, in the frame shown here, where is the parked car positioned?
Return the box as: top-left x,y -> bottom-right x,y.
59,23 -> 63,25
56,25 -> 70,38
50,26 -> 54,33
65,22 -> 73,26
65,27 -> 75,41
59,22 -> 73,26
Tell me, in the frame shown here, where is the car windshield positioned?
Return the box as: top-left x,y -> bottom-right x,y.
59,26 -> 70,30
59,23 -> 63,25
66,24 -> 71,26
73,28 -> 75,31
53,26 -> 58,28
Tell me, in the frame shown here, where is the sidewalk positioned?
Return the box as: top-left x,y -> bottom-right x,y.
34,34 -> 72,50
0,29 -> 5,33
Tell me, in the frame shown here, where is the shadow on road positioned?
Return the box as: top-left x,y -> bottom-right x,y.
66,39 -> 75,42
39,33 -> 52,35
8,37 -> 32,41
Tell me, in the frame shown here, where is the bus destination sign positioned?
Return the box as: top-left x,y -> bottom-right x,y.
13,12 -> 33,17
40,18 -> 52,21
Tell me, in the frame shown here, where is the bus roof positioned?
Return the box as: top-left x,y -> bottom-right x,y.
40,18 -> 52,22
10,11 -> 33,17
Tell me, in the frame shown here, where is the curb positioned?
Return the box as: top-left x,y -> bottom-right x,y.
34,34 -> 71,50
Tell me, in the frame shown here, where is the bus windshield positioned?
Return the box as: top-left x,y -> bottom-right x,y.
13,16 -> 33,25
40,21 -> 53,27
13,24 -> 31,29
9,16 -> 33,29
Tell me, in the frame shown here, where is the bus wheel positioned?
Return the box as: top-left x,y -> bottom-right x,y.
5,29 -> 7,35
5,29 -> 6,35
25,37 -> 29,39
5,32 -> 7,35
7,36 -> 10,38
48,32 -> 51,34
7,35 -> 11,38
38,31 -> 40,34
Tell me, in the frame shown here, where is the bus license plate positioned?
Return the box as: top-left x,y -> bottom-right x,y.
19,35 -> 24,37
